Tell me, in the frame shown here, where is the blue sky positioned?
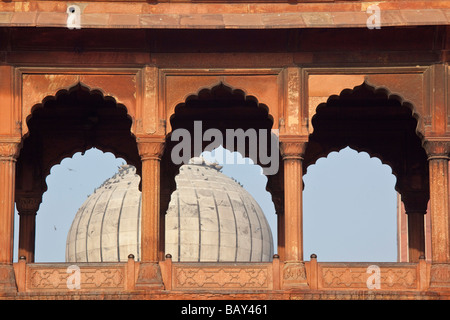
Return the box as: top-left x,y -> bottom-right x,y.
14,146 -> 398,263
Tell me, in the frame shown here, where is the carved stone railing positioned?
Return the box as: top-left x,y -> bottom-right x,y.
12,255 -> 438,295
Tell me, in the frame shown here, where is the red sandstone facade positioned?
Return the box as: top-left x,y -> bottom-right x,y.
0,0 -> 450,300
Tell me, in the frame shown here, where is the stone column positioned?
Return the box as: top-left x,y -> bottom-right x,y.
16,195 -> 41,263
137,138 -> 165,262
0,141 -> 19,265
401,191 -> 428,262
424,141 -> 450,263
279,138 -> 307,262
279,137 -> 309,288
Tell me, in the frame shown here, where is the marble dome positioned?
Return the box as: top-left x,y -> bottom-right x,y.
65,159 -> 274,263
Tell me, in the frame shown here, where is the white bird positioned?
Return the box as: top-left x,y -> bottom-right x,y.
66,5 -> 81,30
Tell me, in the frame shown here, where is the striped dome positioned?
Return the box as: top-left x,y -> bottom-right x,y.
65,161 -> 274,263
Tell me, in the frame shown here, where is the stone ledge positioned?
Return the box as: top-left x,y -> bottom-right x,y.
0,9 -> 448,29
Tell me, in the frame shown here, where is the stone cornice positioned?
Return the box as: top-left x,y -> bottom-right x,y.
0,2 -> 449,29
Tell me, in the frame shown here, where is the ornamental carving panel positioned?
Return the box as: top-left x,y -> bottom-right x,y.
282,262 -> 308,288
430,264 -> 450,288
320,265 -> 417,290
173,264 -> 272,290
285,67 -> 301,135
27,264 -> 125,291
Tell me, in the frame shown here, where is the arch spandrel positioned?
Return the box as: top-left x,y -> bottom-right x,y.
22,74 -> 79,137
79,74 -> 137,121
365,73 -> 428,136
163,72 -> 281,134
307,74 -> 367,134
21,73 -> 139,138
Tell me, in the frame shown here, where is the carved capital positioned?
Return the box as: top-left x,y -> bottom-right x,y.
16,196 -> 42,215
137,137 -> 165,161
279,136 -> 307,160
423,140 -> 450,160
401,191 -> 429,214
0,141 -> 20,161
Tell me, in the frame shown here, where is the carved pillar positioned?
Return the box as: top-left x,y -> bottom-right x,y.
137,137 -> 165,262
0,141 -> 19,265
424,141 -> 450,263
16,195 -> 41,263
401,191 -> 428,262
279,137 -> 307,262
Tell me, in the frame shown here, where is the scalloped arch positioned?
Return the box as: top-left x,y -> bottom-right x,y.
167,81 -> 274,135
304,144 -> 399,191
23,81 -> 137,139
310,80 -> 425,141
19,83 -> 141,195
305,81 -> 428,195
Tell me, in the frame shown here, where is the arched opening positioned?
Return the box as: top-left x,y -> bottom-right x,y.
161,83 -> 279,261
15,84 -> 140,263
14,148 -> 127,262
303,82 -> 429,262
303,147 -> 397,262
